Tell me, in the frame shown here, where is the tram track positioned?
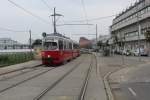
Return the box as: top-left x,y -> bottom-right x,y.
0,64 -> 42,76
33,54 -> 94,100
0,66 -> 56,93
33,62 -> 82,100
0,66 -> 43,81
0,54 -> 95,100
78,54 -> 94,100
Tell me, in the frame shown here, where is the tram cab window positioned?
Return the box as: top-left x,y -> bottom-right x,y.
44,42 -> 57,50
73,44 -> 79,49
58,40 -> 63,50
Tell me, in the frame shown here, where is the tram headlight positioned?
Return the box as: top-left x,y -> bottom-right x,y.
47,55 -> 51,58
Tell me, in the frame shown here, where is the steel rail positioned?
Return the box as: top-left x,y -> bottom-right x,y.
0,64 -> 42,76
0,67 -> 56,93
78,54 -> 94,100
33,62 -> 83,100
0,66 -> 43,81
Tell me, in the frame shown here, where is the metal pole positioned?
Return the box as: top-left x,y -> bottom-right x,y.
96,24 -> 98,47
53,8 -> 57,34
136,0 -> 141,61
29,30 -> 32,53
29,30 -> 32,57
96,24 -> 98,54
121,35 -> 125,65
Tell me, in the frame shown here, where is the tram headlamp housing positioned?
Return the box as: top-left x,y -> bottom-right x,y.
47,55 -> 51,58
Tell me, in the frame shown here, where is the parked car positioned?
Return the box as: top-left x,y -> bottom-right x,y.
132,48 -> 148,56
125,50 -> 132,56
80,48 -> 90,54
122,49 -> 131,56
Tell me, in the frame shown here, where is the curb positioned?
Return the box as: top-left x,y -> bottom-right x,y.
103,71 -> 115,100
96,56 -> 110,100
103,64 -> 129,100
94,53 -> 128,100
103,59 -> 150,100
94,53 -> 114,100
95,53 -> 150,100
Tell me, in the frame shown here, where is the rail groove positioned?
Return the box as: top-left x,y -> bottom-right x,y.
0,67 -> 55,93
78,54 -> 94,100
0,64 -> 42,76
0,66 -> 42,81
33,62 -> 82,100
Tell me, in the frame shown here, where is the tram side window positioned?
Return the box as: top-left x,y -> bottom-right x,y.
69,42 -> 72,50
64,41 -> 66,50
58,40 -> 63,50
66,42 -> 69,49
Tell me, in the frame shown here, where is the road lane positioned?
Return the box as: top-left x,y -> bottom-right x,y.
0,54 -> 87,100
120,82 -> 150,100
109,61 -> 150,100
38,54 -> 92,100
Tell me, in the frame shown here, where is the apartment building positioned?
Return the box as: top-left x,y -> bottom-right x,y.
110,0 -> 150,52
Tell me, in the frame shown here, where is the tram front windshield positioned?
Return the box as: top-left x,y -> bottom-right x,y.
44,42 -> 58,50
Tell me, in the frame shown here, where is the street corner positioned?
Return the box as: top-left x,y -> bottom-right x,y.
108,67 -> 136,84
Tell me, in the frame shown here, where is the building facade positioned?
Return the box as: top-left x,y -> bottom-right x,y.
110,0 -> 150,52
0,38 -> 29,50
79,37 -> 92,48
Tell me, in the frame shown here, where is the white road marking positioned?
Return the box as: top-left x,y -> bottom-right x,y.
128,87 -> 137,97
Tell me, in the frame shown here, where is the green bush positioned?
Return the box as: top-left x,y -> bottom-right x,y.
0,52 -> 34,67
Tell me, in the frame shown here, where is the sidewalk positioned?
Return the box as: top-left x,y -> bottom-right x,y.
96,53 -> 148,77
95,53 -> 150,100
0,60 -> 42,75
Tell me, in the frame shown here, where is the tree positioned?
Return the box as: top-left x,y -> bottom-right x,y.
32,39 -> 42,45
144,29 -> 150,55
97,41 -> 103,48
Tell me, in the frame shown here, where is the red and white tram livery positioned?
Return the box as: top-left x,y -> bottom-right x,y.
41,33 -> 80,65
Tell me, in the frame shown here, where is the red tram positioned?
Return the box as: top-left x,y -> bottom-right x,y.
41,33 -> 80,65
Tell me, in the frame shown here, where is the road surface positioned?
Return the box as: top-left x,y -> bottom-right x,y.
110,61 -> 150,100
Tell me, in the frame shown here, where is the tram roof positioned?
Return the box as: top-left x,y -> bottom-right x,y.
44,33 -> 79,44
46,33 -> 69,38
44,33 -> 72,41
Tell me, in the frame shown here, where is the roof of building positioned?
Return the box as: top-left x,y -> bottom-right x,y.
114,0 -> 144,19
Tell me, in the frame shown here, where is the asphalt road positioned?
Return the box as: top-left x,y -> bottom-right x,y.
120,82 -> 150,100
0,54 -> 107,100
110,61 -> 150,100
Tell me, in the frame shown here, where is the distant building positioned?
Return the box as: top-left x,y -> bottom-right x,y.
0,38 -> 29,50
98,35 -> 111,44
110,0 -> 150,52
79,37 -> 92,48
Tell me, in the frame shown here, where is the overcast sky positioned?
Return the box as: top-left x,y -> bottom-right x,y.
0,0 -> 136,43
